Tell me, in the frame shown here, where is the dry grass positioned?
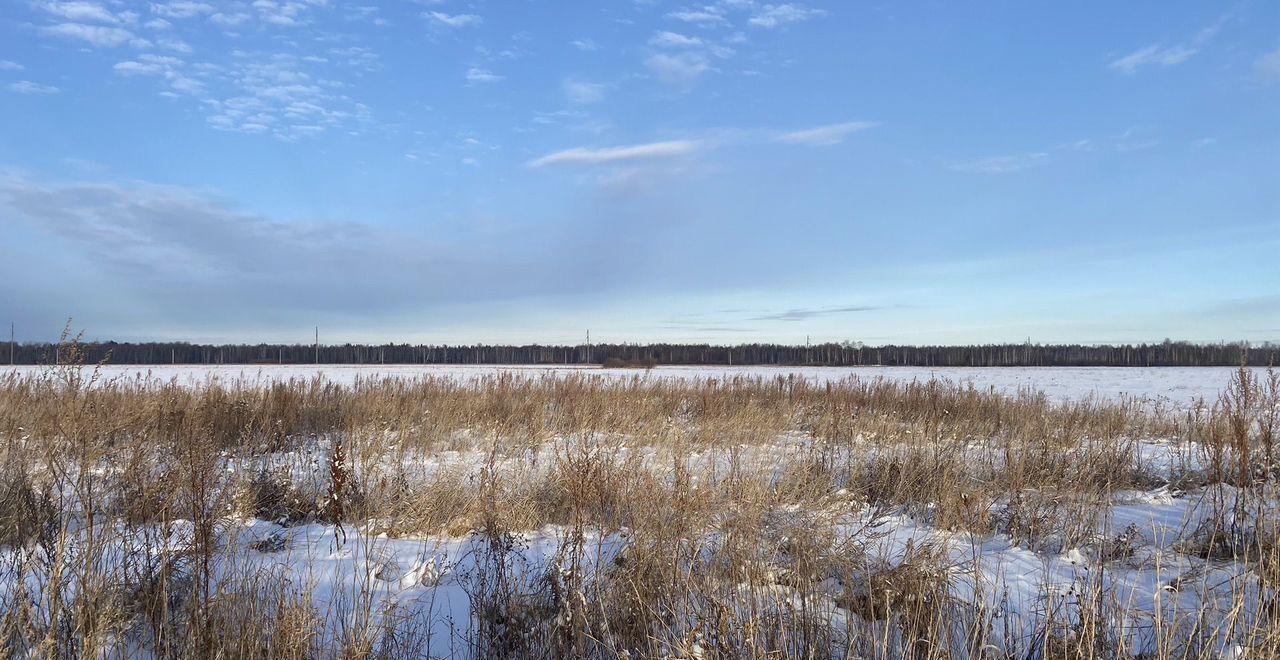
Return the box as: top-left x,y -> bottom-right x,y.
0,347 -> 1275,658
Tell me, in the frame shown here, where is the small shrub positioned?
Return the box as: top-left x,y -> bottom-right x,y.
0,472 -> 55,549
235,468 -> 317,524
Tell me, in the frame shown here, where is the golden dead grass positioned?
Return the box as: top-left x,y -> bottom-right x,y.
0,353 -> 1275,658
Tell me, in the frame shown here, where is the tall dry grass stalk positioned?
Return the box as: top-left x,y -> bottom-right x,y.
0,343 -> 1275,658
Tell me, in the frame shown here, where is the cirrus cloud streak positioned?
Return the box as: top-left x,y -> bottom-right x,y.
529,140 -> 702,167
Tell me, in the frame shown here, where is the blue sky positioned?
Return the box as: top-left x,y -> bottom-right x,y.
1,1 -> 1277,345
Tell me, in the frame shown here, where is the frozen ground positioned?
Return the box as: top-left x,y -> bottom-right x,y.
5,434 -> 1267,658
2,364 -> 1261,411
1,364 -> 1272,657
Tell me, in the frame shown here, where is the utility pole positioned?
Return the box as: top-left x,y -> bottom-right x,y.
586,329 -> 592,364
9,322 -> 13,365
315,326 -> 319,365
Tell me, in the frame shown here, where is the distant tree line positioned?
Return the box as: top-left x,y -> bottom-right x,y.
3,339 -> 1274,367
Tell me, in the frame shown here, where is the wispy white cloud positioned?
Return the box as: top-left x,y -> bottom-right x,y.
157,36 -> 193,53
210,12 -> 251,26
956,129 -> 1160,174
465,67 -> 502,84
1109,14 -> 1228,74
347,5 -> 387,27
1109,45 -> 1197,74
113,54 -> 183,76
473,42 -> 528,61
649,30 -> 703,48
40,1 -> 123,24
1112,128 -> 1158,152
748,4 -> 826,29
0,60 -> 24,71
7,80 -> 62,94
150,1 -> 214,19
776,121 -> 877,146
563,78 -> 605,104
41,22 -> 150,48
648,6 -> 751,84
529,140 -> 701,167
0,172 -> 638,330
115,51 -> 212,97
666,8 -> 726,26
427,11 -> 481,28
1255,48 -> 1280,84
251,0 -> 326,27
531,109 -> 589,127
751,304 -> 887,322
201,52 -> 374,140
950,153 -> 1049,174
569,38 -> 599,51
39,3 -> 375,141
329,46 -> 380,71
112,53 -> 205,94
646,52 -> 712,85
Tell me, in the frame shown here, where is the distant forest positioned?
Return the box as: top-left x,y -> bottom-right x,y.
2,339 -> 1275,368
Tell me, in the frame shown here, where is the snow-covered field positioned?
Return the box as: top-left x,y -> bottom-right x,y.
2,364 -> 1260,411
0,364 -> 1274,657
